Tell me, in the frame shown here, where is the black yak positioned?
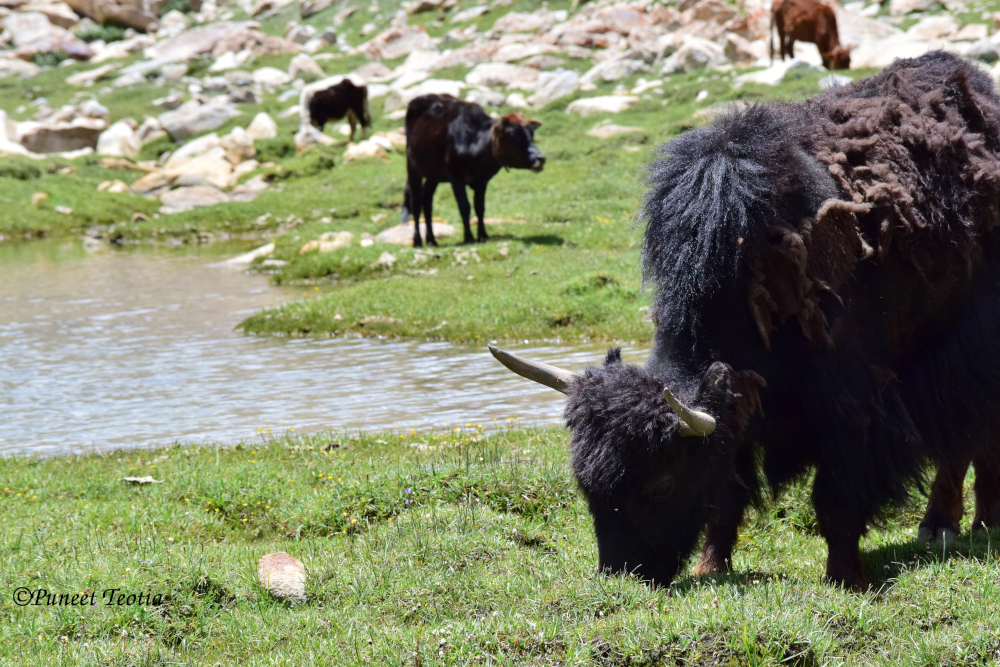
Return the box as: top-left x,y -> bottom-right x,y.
307,79 -> 371,141
490,52 -> 1000,590
403,94 -> 545,247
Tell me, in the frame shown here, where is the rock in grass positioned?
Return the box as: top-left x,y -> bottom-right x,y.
257,552 -> 307,604
122,476 -> 162,484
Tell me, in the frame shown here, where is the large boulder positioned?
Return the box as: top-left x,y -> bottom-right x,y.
906,15 -> 958,40
527,68 -> 580,108
64,0 -> 158,32
660,36 -> 727,74
160,185 -> 230,214
257,552 -> 307,605
246,112 -> 277,140
158,101 -> 240,141
19,118 -> 106,154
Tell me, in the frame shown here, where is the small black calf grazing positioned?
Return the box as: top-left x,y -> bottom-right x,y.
403,94 -> 545,247
307,79 -> 371,141
491,51 -> 1000,591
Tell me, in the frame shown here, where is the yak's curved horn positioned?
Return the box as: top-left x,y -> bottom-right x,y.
488,345 -> 580,394
663,386 -> 716,437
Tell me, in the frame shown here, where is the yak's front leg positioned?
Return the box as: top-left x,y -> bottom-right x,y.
450,179 -> 475,244
813,471 -> 868,591
472,184 -> 489,243
693,459 -> 753,575
973,454 -> 1000,532
918,457 -> 970,545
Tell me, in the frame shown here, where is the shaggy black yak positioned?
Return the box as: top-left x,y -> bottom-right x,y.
403,94 -> 545,247
490,52 -> 1000,590
307,79 -> 371,141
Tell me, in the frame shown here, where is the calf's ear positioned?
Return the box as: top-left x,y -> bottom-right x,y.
527,119 -> 542,131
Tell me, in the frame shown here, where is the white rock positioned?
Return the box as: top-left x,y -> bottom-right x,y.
566,95 -> 638,116
300,230 -> 352,253
156,10 -> 189,38
889,0 -> 937,15
527,68 -> 579,108
158,101 -> 240,141
0,59 -> 41,79
581,59 -> 649,84
66,64 -> 119,87
285,23 -> 317,44
288,53 -> 325,79
209,50 -> 253,72
253,66 -> 293,87
343,140 -> 389,162
160,185 -> 231,214
953,23 -> 989,42
246,112 -> 277,140
220,127 -> 256,164
505,92 -> 529,107
112,72 -> 147,88
360,25 -> 433,60
96,121 -> 141,158
376,221 -> 455,244
294,124 -> 334,152
735,58 -> 824,86
587,122 -> 643,138
465,63 -> 539,90
4,12 -> 69,48
660,36 -> 728,74
221,242 -> 274,266
19,118 -> 106,154
169,147 -> 234,189
907,15 -> 958,40
450,5 -> 489,23
466,89 -> 506,106
819,73 -> 853,90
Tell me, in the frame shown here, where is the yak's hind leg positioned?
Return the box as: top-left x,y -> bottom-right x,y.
422,180 -> 440,247
972,454 -> 1000,532
918,458 -> 970,545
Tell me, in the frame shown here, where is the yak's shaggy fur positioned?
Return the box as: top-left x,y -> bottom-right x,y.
569,52 -> 1000,589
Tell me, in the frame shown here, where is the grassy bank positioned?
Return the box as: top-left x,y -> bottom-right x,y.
1,426 -> 997,665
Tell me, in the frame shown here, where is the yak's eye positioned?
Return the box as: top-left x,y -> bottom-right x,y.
646,476 -> 675,502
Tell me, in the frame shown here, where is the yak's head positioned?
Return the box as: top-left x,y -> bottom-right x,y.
822,45 -> 851,70
491,113 -> 545,172
490,345 -> 763,585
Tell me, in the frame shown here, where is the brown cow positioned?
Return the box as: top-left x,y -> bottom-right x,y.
403,94 -> 545,247
771,0 -> 850,70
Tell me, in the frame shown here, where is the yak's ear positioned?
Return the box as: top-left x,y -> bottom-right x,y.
694,362 -> 766,439
527,119 -> 542,131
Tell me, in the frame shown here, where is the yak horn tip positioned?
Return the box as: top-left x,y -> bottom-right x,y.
663,385 -> 716,437
488,344 -> 579,394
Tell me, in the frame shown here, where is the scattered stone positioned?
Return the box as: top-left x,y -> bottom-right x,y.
504,91 -> 528,107
361,25 -> 433,60
375,221 -> 455,244
257,552 -> 307,604
285,23 -> 316,45
566,95 -> 638,116
451,5 -> 489,23
96,120 -> 141,158
66,63 -> 119,87
300,230 -> 352,253
301,0 -> 334,18
98,179 -> 129,193
819,73 -> 853,90
343,139 -> 389,162
246,112 -> 277,140
906,15 -> 958,40
55,205 -> 72,214
952,23 -> 988,41
121,476 -> 162,484
465,62 -> 539,89
253,66 -> 293,87
160,185 -> 230,214
209,49 -> 253,72
581,58 -> 648,84
527,67 -> 579,107
465,88 -> 506,106
32,192 -> 49,205
660,35 -> 727,74
20,118 -> 106,153
158,101 -> 240,141
0,59 -> 41,79
966,37 -> 1000,63
889,0 -> 938,15
734,58 -> 823,86
288,53 -> 325,79
587,121 -> 643,138
521,54 -> 564,70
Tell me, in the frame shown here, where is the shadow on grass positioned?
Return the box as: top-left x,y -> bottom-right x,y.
863,528 -> 1000,592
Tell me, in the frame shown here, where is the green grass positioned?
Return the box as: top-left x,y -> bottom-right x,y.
1,427 -> 998,665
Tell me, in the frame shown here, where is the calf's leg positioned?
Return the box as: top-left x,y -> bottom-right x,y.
423,180 -> 440,247
918,457 -> 969,545
473,185 -> 489,243
408,171 -> 424,247
972,454 -> 1000,532
450,180 -> 475,244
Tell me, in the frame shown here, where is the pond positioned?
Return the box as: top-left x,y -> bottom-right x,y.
0,240 -> 649,456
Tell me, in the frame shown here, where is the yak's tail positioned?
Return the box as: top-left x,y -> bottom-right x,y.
638,105 -> 796,339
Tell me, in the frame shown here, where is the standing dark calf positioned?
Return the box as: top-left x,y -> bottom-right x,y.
403,94 -> 545,247
307,79 -> 371,142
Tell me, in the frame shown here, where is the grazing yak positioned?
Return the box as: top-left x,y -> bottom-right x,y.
491,52 -> 1000,590
306,78 -> 371,141
771,0 -> 850,70
403,94 -> 545,247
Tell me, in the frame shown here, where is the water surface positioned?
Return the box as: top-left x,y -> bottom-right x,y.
0,241 -> 648,456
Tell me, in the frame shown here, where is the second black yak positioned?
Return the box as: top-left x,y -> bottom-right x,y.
491,51 -> 1000,590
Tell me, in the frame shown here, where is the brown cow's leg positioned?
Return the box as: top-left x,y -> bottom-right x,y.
813,472 -> 868,591
473,185 -> 489,243
972,454 -> 1000,532
423,180 -> 439,247
450,180 -> 475,244
918,458 -> 969,545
